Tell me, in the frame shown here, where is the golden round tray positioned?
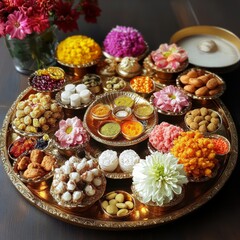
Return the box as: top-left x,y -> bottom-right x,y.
0,86 -> 238,230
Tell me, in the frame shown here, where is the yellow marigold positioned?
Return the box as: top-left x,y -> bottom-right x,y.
56,35 -> 102,66
171,130 -> 217,180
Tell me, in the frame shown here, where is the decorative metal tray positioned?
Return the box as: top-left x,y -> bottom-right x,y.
0,86 -> 238,230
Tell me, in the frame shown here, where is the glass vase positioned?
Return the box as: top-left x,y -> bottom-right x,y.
5,26 -> 58,75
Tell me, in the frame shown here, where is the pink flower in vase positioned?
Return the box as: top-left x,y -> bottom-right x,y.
5,10 -> 32,39
55,116 -> 89,148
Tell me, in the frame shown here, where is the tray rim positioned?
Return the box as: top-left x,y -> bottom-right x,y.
0,86 -> 238,230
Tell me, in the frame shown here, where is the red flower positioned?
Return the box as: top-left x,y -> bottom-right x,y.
54,0 -> 80,32
80,0 -> 101,23
0,0 -> 101,39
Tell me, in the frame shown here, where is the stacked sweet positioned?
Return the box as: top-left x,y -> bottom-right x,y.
60,83 -> 92,107
103,25 -> 147,58
50,156 -> 106,207
54,116 -> 89,148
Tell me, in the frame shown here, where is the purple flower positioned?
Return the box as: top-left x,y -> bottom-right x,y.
103,25 -> 147,58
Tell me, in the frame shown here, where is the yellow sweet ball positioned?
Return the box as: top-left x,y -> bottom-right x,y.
56,35 -> 102,66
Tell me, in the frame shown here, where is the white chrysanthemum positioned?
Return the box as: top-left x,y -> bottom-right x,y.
132,152 -> 188,206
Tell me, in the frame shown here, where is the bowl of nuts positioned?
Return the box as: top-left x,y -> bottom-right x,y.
100,190 -> 135,219
82,74 -> 102,94
184,107 -> 222,134
103,76 -> 127,92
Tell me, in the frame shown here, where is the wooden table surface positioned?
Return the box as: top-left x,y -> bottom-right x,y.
1,1 -> 240,239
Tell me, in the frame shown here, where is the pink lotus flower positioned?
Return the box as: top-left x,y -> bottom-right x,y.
55,116 -> 89,148
5,10 -> 32,39
153,85 -> 189,113
151,43 -> 188,70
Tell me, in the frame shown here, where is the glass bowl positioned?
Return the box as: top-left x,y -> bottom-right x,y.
100,190 -> 135,219
208,134 -> 231,155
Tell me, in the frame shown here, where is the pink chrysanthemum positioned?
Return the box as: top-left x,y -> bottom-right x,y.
103,25 -> 147,58
151,43 -> 188,70
153,85 -> 189,113
5,10 -> 32,39
55,116 -> 89,148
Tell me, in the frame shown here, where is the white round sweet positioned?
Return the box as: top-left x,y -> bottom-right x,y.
119,149 -> 140,173
93,177 -> 102,187
61,91 -> 71,104
61,191 -> 72,202
65,84 -> 76,93
85,184 -> 96,196
72,191 -> 84,203
70,93 -> 81,107
79,89 -> 91,104
69,172 -> 81,182
67,180 -> 76,191
98,150 -> 118,172
76,84 -> 87,93
55,181 -> 66,194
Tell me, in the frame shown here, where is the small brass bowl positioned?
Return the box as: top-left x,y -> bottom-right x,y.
129,76 -> 155,98
113,95 -> 135,108
133,103 -> 154,120
91,103 -> 111,120
103,76 -> 127,92
121,120 -> 144,140
98,120 -> 121,140
100,190 -> 135,219
112,106 -> 132,121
